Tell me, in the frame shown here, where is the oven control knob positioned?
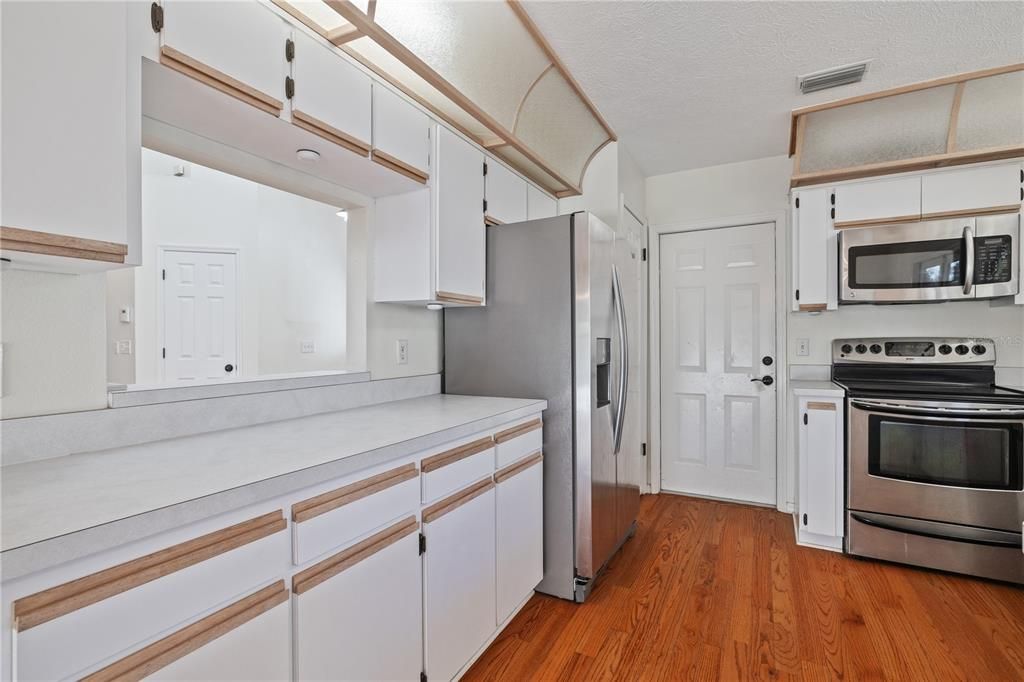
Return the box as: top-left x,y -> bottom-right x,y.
938,344 -> 952,355
841,343 -> 853,354
855,344 -> 867,354
869,344 -> 882,354
955,344 -> 970,355
972,344 -> 987,355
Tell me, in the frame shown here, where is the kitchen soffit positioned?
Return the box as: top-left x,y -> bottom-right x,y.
273,0 -> 616,196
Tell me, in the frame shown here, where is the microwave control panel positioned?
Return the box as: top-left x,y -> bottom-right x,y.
975,235 -> 1013,284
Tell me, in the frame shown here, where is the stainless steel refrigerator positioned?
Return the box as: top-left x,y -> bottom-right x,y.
444,212 -> 641,602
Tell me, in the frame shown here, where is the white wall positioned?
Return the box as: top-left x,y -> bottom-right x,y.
1,269 -> 108,419
106,267 -> 136,385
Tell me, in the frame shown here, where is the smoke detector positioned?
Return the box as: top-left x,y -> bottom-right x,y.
798,60 -> 871,94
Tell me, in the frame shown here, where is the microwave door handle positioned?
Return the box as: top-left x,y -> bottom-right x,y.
962,225 -> 975,295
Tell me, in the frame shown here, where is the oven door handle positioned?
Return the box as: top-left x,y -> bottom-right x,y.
850,399 -> 1024,419
850,512 -> 1022,549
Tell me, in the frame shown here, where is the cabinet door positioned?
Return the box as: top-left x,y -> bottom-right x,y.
527,185 -> 558,220
290,30 -> 371,155
486,159 -> 527,225
798,399 -> 842,538
792,188 -> 833,311
373,85 -> 431,182
374,188 -> 433,302
161,0 -> 288,114
922,163 -> 1023,218
423,481 -> 496,681
293,520 -> 422,681
435,127 -> 486,304
833,176 -> 921,227
495,455 -> 543,624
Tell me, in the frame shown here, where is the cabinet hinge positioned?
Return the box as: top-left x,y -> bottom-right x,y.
803,413 -> 808,425
162,347 -> 166,359
641,247 -> 647,261
285,38 -> 295,62
285,76 -> 295,100
795,289 -> 800,301
830,207 -> 835,220
483,160 -> 488,177
803,513 -> 808,526
420,672 -> 427,682
418,532 -> 426,555
483,199 -> 488,213
150,2 -> 164,32
830,192 -> 835,206
641,442 -> 647,457
161,268 -> 166,281
794,196 -> 800,209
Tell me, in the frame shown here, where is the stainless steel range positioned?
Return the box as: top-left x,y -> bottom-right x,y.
832,337 -> 1024,584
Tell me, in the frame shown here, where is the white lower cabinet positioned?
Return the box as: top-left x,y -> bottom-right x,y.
495,454 -> 544,624
796,394 -> 845,551
293,521 -> 422,681
423,481 -> 497,681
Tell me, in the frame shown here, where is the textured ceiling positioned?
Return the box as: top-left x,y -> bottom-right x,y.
521,1 -> 1024,177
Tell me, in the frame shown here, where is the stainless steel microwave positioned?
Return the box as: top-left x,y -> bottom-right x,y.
839,213 -> 1019,303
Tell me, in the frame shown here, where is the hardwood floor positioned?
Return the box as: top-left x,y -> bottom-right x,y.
464,494 -> 1024,681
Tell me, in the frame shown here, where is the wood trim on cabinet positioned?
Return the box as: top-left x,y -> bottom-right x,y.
292,463 -> 419,523
921,205 -> 1021,221
946,81 -> 966,153
791,113 -> 808,175
435,291 -> 485,306
292,516 -> 418,595
422,478 -> 495,524
493,418 -> 543,444
159,46 -> 283,116
833,214 -> 922,230
807,401 -> 837,411
270,0 -> 328,39
326,24 -> 362,46
494,451 -> 543,484
12,511 -> 286,632
81,582 -> 289,682
421,437 -> 494,474
484,214 -> 505,227
790,145 -> 1024,188
0,226 -> 127,263
798,304 -> 828,312
292,109 -> 371,157
370,148 -> 429,184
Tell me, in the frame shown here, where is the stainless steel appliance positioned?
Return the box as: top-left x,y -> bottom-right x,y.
833,337 -> 1024,584
444,212 -> 641,602
839,212 -> 1019,303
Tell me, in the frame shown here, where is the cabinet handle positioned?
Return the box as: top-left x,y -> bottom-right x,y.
807,402 -> 836,411
292,462 -> 418,523
493,418 -> 542,443
421,437 -> 493,473
494,451 -> 543,484
422,478 -> 494,523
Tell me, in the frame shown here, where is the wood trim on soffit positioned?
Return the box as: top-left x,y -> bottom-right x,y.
322,0 -> 589,196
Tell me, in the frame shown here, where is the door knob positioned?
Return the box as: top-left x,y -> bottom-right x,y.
751,375 -> 773,386
225,364 -> 234,373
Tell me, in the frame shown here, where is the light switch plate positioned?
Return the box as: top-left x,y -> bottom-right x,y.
397,339 -> 409,365
796,338 -> 810,357
301,341 -> 316,354
115,339 -> 133,355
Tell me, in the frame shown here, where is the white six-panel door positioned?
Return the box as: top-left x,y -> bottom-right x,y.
162,249 -> 239,382
659,223 -> 777,504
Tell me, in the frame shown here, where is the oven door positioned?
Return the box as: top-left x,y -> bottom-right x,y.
840,219 -> 974,303
847,398 -> 1024,531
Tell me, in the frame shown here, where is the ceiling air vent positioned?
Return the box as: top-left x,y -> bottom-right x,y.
798,61 -> 871,94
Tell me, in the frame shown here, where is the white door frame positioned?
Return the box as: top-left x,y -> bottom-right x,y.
648,210 -> 791,512
157,244 -> 243,382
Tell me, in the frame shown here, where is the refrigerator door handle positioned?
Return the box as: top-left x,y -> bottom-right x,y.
612,264 -> 629,454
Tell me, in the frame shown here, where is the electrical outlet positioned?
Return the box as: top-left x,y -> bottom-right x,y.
796,338 -> 810,357
115,339 -> 133,355
300,340 -> 316,354
397,339 -> 409,365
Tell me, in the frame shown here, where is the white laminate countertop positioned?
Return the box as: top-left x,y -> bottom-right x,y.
790,380 -> 846,397
1,394 -> 546,577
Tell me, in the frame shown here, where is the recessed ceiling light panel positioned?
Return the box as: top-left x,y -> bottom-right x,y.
798,60 -> 871,95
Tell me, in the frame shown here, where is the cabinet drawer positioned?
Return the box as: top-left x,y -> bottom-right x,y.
83,582 -> 291,681
421,436 -> 495,504
291,462 -> 420,565
494,418 -> 543,469
13,511 -> 288,682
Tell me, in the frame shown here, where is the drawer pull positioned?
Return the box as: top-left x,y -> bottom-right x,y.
292,516 -> 419,595
494,451 -> 543,484
13,511 -> 286,632
292,463 -> 418,523
494,418 -> 543,444
82,581 -> 288,682
159,46 -> 283,116
370,148 -> 429,184
293,109 -> 372,158
422,479 -> 495,524
421,437 -> 494,473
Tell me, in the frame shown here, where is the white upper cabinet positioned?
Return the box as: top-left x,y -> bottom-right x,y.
289,30 -> 372,155
833,176 -> 921,226
921,163 -> 1023,217
372,84 -> 432,182
485,158 -> 527,225
160,0 -> 289,114
791,188 -> 834,311
527,185 -> 558,220
436,127 -> 486,304
0,0 -> 139,272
